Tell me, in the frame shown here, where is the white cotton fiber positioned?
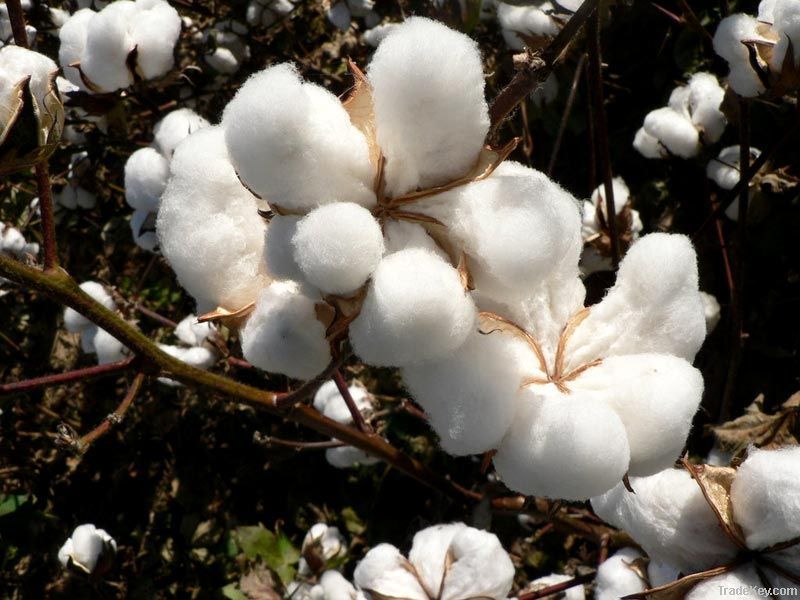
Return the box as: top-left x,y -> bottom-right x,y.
594,548 -> 647,600
367,18 -> 489,196
240,281 -> 331,380
731,446 -> 800,550
496,2 -> 559,51
157,126 -> 270,312
152,109 -> 210,159
381,220 -> 447,258
130,208 -> 158,252
130,0 -> 181,80
439,526 -> 515,600
222,63 -> 375,211
687,72 -> 727,143
64,281 -> 117,333
81,1 -> 136,92
124,147 -> 170,213
158,344 -> 217,370
700,291 -> 721,333
713,15 -> 767,97
58,9 -> 95,90
401,330 -> 540,456
363,22 -> 398,48
325,445 -> 379,469
589,177 -> 631,217
408,523 -> 467,598
771,0 -> 800,70
566,233 -> 707,368
90,327 -> 128,364
313,379 -> 372,424
759,0 -> 778,23
493,386 -> 630,500
686,564 -> 761,599
318,571 -> 359,600
643,107 -> 700,158
174,315 -> 213,347
591,469 -> 739,573
326,1 -> 351,31
707,145 -> 752,191
292,203 -> 385,295
0,46 -> 58,115
349,248 -> 477,367
728,62 -> 768,98
571,354 -> 704,477
262,215 -> 304,281
354,544 -> 428,600
633,127 -> 667,159
648,560 -> 679,587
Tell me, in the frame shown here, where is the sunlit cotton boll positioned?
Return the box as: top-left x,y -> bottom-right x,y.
157,126 -> 270,313
262,215 -> 304,282
312,380 -> 378,468
124,147 -> 170,213
80,1 -> 136,92
349,248 -> 477,367
0,46 -> 58,116
496,2 -> 559,51
58,8 -> 95,90
222,63 -> 375,212
730,446 -> 800,550
130,0 -> 181,80
493,386 -> 631,500
58,524 -> 116,576
64,281 -> 116,333
152,108 -> 210,159
174,315 -> 213,347
686,72 -> 727,143
713,14 -> 767,97
642,107 -> 700,158
292,203 -> 385,295
591,468 -> 739,573
367,17 -> 489,196
686,564 -> 762,600
633,127 -> 667,159
241,281 -> 331,380
158,344 -> 216,370
298,522 -> 346,577
770,0 -> 800,70
593,548 -> 647,600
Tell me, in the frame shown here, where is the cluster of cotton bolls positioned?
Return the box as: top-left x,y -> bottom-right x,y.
706,145 -> 763,221
64,281 -> 129,364
58,0 -> 181,94
591,446 -> 800,597
58,524 -> 117,577
54,151 -> 96,210
1,2 -> 36,48
312,380 -> 379,469
157,17 -> 709,501
579,177 -> 643,275
246,0 -> 296,28
326,0 -> 379,32
633,72 -> 727,159
713,0 -> 800,98
285,522 -> 351,598
124,108 -> 210,251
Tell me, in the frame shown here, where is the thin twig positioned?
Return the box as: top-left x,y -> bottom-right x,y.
518,572 -> 595,600
548,53 -> 587,176
34,162 -> 60,271
4,0 -> 29,50
332,369 -> 372,434
0,357 -> 136,396
77,372 -> 146,450
254,433 -> 345,451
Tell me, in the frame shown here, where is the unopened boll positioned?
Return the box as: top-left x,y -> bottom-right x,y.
241,281 -> 331,380
367,17 -> 489,196
594,548 -> 647,600
730,446 -> 800,550
292,203 -> 385,295
64,281 -> 116,333
222,63 -> 375,212
349,248 -> 477,367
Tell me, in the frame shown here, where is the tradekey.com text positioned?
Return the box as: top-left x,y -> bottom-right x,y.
719,586 -> 799,597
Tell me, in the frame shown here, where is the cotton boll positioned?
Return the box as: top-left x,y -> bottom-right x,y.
174,315 -> 213,347
247,0 -> 295,27
152,108 -> 210,159
408,523 -> 467,598
591,469 -> 739,573
566,233 -> 706,368
571,354 -> 704,477
493,386 -> 630,500
58,9 -> 95,90
728,62 -> 767,98
354,544 -> 428,600
687,72 -> 727,143
64,281 -> 116,333
325,445 -> 379,469
131,0 -> 181,80
686,564 -> 762,599
363,22 -> 398,47
382,220 -> 447,258
157,126 -> 269,312
706,145 -> 762,192
91,327 -> 128,364
318,571 -> 359,600
263,215 -> 305,281
700,291 -> 721,333
526,574 -> 585,600
159,344 -> 217,370
439,526 -> 515,600
759,0 -> 778,23
401,331 -> 541,456
713,15 -> 767,97
124,147 -> 170,213
633,127 -> 667,159
55,185 -> 96,210
292,203 -> 384,295
771,0 -> 800,70
58,524 -> 116,575
222,63 -> 375,211
594,548 -> 647,600
205,47 -> 240,74
496,2 -> 559,51
312,380 -> 372,424
367,17 -> 489,196
0,46 -> 58,113
730,446 -> 800,550
241,282 -> 331,380
642,107 -> 700,158
349,248 -> 477,367
81,2 -> 136,92
130,208 -> 158,252
589,177 -> 630,218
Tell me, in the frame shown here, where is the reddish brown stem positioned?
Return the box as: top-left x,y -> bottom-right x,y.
5,0 -> 29,49
133,303 -> 178,328
34,163 -> 60,271
518,572 -> 595,600
0,357 -> 136,396
548,53 -> 587,177
273,355 -> 350,409
332,368 -> 372,434
254,434 -> 345,451
78,372 -> 146,450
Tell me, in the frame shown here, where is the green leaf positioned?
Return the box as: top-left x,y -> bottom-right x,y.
0,494 -> 30,518
341,507 -> 366,536
221,583 -> 248,600
232,525 -> 300,586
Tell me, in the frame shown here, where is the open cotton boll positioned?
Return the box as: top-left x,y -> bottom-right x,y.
292,203 -> 385,296
313,380 -> 372,424
367,17 -> 489,197
571,354 -> 704,477
174,315 -> 213,347
81,2 -> 136,92
130,208 -> 158,252
648,560 -> 679,587
633,127 -> 667,159
382,220 -> 447,258
407,523 -> 467,598
771,0 -> 800,70
124,147 -> 170,213
706,145 -> 762,192
58,524 -> 116,575
326,1 -> 351,31
438,526 -> 515,600
157,126 -> 269,312
594,548 -> 647,600
354,544 -> 428,600
493,386 -> 630,500
263,215 -> 304,282
349,248 -> 477,367
241,281 -> 331,380
642,107 -> 700,158
58,9 -> 95,90
566,233 -> 706,369
152,109 -> 210,159
401,331 -> 541,456
591,469 -> 739,573
759,0 -> 778,23
526,574 -> 584,600
589,177 -> 630,218
55,185 -> 96,210
0,46 -> 58,113
496,2 -> 559,51
64,281 -> 116,333
731,446 -> 800,550
713,15 -> 767,97
687,72 -> 727,143
686,564 -> 762,599
91,327 -> 128,364
222,63 -> 375,211
130,0 -> 181,80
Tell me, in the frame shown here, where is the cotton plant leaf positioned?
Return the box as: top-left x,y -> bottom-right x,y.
710,392 -> 800,452
231,525 -> 300,586
681,459 -> 746,549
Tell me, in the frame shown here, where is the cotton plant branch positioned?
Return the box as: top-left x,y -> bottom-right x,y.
75,371 -> 146,451
518,572 -> 596,600
0,357 -> 137,396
